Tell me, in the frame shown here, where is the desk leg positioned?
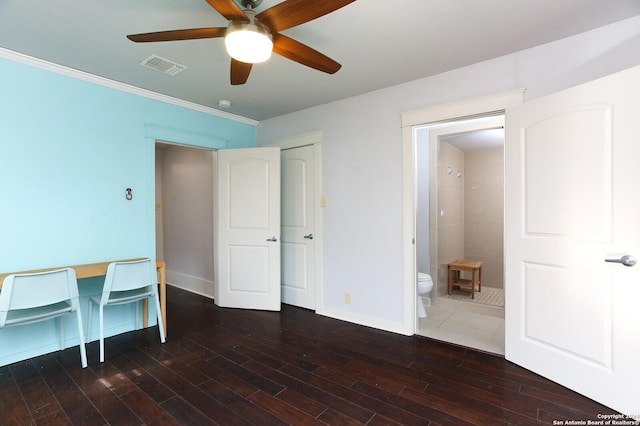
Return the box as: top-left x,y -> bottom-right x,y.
143,300 -> 148,328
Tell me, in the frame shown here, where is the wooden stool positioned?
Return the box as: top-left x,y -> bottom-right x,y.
448,260 -> 483,299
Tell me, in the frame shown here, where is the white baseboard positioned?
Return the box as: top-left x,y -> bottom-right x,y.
166,270 -> 214,299
164,279 -> 412,336
316,306 -> 413,336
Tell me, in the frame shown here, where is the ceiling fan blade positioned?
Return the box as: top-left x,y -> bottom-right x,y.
127,27 -> 226,42
204,0 -> 246,21
273,34 -> 341,74
231,59 -> 253,85
257,0 -> 356,33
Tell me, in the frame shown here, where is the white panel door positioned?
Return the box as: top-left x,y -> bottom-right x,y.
216,147 -> 281,311
281,146 -> 315,309
505,66 -> 640,414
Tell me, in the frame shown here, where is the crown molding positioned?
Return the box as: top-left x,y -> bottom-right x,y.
0,47 -> 258,127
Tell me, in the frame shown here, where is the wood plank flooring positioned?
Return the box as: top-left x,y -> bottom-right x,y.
0,286 -> 622,425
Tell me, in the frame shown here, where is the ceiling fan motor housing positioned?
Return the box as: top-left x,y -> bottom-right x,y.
225,8 -> 273,64
240,0 -> 263,10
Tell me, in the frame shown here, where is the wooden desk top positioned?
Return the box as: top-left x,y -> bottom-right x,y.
0,258 -> 164,288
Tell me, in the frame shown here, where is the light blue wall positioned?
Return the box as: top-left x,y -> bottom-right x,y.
0,56 -> 256,366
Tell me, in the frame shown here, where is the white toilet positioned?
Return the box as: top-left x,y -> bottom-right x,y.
417,272 -> 433,318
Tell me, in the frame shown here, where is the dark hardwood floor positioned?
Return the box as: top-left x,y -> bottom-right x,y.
0,286 -> 621,425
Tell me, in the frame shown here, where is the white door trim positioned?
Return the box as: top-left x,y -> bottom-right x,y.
259,131 -> 324,313
400,90 -> 524,335
401,89 -> 526,127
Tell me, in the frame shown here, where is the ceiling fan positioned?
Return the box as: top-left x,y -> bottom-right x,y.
127,0 -> 356,85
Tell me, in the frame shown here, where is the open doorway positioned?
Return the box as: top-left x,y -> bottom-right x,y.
155,142 -> 216,298
414,115 -> 506,354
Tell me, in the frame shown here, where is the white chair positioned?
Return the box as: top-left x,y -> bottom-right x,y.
0,268 -> 88,368
87,259 -> 165,362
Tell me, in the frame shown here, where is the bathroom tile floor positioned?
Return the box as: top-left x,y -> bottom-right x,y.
447,286 -> 504,307
417,302 -> 505,355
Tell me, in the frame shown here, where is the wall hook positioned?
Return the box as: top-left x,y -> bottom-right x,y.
126,188 -> 133,200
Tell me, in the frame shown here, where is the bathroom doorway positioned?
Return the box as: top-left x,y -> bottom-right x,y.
415,115 -> 506,354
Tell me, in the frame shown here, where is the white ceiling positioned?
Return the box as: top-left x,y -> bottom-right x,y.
441,128 -> 504,152
1,0 -> 639,121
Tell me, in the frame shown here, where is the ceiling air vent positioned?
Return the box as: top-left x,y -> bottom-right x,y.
140,54 -> 188,76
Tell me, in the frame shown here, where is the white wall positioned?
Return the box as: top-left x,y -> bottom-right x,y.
416,128 -> 430,276
256,16 -> 640,332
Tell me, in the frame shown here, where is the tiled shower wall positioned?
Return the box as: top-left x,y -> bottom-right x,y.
464,148 -> 504,289
436,142 -> 465,296
437,144 -> 504,295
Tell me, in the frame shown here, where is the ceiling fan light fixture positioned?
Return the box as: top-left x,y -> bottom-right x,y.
225,21 -> 273,64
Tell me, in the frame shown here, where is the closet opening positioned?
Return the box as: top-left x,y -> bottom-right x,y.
155,142 -> 216,299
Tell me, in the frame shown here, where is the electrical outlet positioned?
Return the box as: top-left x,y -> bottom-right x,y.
344,292 -> 352,304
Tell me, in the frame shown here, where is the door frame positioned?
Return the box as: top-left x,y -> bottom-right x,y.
400,89 -> 524,335
423,115 -> 506,310
259,131 -> 324,313
155,141 -> 217,298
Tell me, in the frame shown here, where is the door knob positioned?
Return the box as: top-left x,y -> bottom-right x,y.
303,234 -> 314,240
605,255 -> 636,267
266,237 -> 278,242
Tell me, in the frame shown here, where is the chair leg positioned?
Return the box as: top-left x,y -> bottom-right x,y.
153,294 -> 166,343
99,305 -> 105,363
87,300 -> 93,341
74,308 -> 88,368
59,316 -> 65,350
